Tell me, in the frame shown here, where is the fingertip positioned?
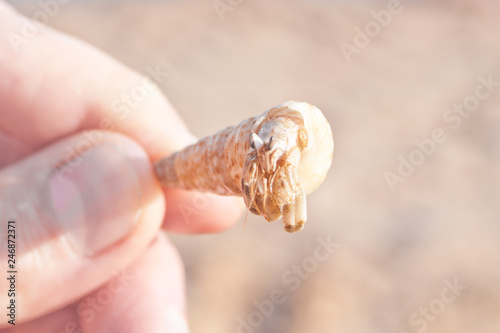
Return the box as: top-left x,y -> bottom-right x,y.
162,188 -> 244,234
101,131 -> 166,220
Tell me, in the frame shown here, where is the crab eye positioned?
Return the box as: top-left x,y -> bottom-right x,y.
267,136 -> 275,150
250,133 -> 263,150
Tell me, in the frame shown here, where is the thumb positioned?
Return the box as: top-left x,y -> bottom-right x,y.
0,131 -> 165,326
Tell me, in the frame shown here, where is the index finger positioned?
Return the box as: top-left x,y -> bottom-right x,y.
0,1 -> 192,161
0,2 -> 242,233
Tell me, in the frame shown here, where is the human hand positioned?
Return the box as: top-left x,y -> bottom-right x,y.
0,2 -> 241,332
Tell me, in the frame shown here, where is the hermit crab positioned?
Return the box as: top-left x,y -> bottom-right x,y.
154,101 -> 334,233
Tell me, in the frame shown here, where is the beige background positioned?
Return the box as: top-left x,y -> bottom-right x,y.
10,0 -> 500,332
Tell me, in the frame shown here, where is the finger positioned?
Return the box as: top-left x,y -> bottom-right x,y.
3,235 -> 188,333
0,131 -> 164,326
163,188 -> 244,233
81,234 -> 188,333
0,3 -> 242,232
0,2 -> 192,161
0,303 -> 80,333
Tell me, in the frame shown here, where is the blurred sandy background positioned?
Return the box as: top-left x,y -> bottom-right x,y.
9,0 -> 500,332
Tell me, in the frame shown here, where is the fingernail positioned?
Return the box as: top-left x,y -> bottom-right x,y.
49,143 -> 141,257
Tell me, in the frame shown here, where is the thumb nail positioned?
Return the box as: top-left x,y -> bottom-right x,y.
49,142 -> 142,257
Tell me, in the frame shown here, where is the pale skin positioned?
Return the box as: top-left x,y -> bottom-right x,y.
0,2 -> 241,332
